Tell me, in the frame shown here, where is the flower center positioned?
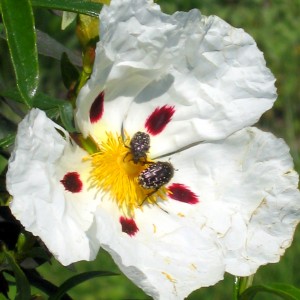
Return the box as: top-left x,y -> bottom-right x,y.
88,132 -> 167,216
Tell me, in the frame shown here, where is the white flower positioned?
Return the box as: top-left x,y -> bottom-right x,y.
6,0 -> 300,299
6,110 -> 100,264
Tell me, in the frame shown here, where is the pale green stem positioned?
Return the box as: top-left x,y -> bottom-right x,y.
233,275 -> 255,300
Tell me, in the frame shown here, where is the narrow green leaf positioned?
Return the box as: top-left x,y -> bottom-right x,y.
0,0 -> 39,107
32,93 -> 69,110
59,103 -> 76,132
0,87 -> 64,111
0,154 -> 7,174
239,283 -> 300,300
61,53 -> 80,89
0,271 -> 9,299
44,108 -> 60,120
0,134 -> 15,149
25,247 -> 50,262
0,23 -> 5,35
0,89 -> 24,104
3,250 -> 31,300
48,271 -> 118,300
0,113 -> 17,139
0,88 -> 75,131
31,0 -> 110,17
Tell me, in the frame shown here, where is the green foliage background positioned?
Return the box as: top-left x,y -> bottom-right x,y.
1,0 -> 299,299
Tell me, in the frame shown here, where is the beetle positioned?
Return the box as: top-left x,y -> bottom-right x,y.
125,131 -> 150,164
138,161 -> 174,207
138,161 -> 174,190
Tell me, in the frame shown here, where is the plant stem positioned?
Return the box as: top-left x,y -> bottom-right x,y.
233,275 -> 254,300
24,269 -> 73,300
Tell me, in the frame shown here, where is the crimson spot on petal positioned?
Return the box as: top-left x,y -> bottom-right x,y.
90,91 -> 105,123
60,172 -> 83,193
168,183 -> 199,204
120,216 -> 139,236
145,105 -> 175,135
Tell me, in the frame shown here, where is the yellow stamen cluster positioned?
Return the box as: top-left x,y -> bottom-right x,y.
87,132 -> 167,216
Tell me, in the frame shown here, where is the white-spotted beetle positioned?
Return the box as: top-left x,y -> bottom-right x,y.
125,131 -> 150,164
138,161 -> 174,190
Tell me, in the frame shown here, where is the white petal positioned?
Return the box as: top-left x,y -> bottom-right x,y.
76,0 -> 276,157
94,198 -> 224,300
6,109 -> 100,265
165,127 -> 300,276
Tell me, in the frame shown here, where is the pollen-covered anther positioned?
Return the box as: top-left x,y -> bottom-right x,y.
90,90 -> 105,123
87,133 -> 168,215
167,183 -> 199,204
145,105 -> 175,135
60,172 -> 83,193
120,216 -> 139,236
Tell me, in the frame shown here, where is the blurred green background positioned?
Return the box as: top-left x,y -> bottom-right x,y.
1,0 -> 300,299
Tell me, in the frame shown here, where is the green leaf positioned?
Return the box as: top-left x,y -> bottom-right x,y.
0,271 -> 9,299
48,271 -> 118,300
0,88 -> 25,104
0,87 -> 62,110
59,103 -> 76,132
61,53 -> 80,89
0,134 -> 15,149
0,23 -> 5,36
3,250 -> 31,300
31,0 -> 110,17
32,93 -> 76,132
0,88 -> 76,132
16,232 -> 36,257
0,113 -> 17,140
0,0 -> 39,107
239,283 -> 300,300
32,93 -> 68,110
0,154 -> 7,174
25,247 -> 50,262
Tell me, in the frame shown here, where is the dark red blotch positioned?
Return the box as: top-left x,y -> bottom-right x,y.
145,105 -> 175,135
168,183 -> 199,204
90,91 -> 105,123
60,172 -> 83,193
120,216 -> 139,236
